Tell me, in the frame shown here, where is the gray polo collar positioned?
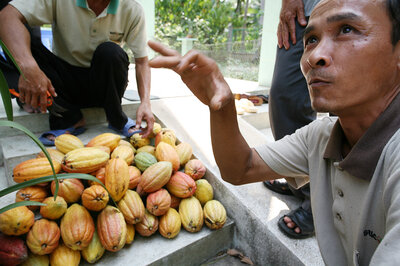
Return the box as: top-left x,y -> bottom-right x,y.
323,92 -> 400,181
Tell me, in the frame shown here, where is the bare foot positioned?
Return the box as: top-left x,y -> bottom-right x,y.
283,216 -> 301,234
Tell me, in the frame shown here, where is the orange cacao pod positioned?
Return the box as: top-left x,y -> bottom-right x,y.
81,185 -> 109,211
166,171 -> 197,198
146,188 -> 171,216
184,159 -> 206,180
88,167 -> 106,186
139,161 -> 173,193
159,208 -> 181,239
97,206 -> 127,252
62,147 -> 109,173
26,219 -> 60,255
136,145 -> 156,156
111,145 -> 134,165
36,148 -> 65,164
155,142 -> 180,172
135,210 -> 159,237
155,129 -> 176,147
15,186 -> 48,210
40,196 -> 67,220
203,200 -> 227,230
0,206 -> 34,235
179,196 -> 203,233
128,166 -> 141,189
170,194 -> 181,209
105,158 -> 129,202
118,190 -> 145,224
54,134 -> 84,154
13,158 -> 61,183
86,133 -> 121,152
50,243 -> 80,266
136,183 -> 148,197
60,204 -> 95,250
176,142 -> 193,166
51,178 -> 84,203
125,223 -> 135,244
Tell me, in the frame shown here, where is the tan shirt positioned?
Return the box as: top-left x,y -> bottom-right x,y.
10,0 -> 148,67
255,93 -> 400,265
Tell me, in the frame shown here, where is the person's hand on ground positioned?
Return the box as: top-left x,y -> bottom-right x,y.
278,0 -> 307,49
148,40 -> 233,112
18,61 -> 57,113
134,101 -> 154,138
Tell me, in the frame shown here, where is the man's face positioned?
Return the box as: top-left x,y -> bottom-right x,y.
301,0 -> 400,115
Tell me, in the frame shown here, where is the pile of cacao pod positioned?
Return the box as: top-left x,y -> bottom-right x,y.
0,123 -> 227,265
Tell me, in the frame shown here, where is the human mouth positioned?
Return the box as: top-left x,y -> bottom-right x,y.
308,78 -> 331,87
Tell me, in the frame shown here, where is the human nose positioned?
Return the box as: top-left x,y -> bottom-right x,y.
304,40 -> 333,69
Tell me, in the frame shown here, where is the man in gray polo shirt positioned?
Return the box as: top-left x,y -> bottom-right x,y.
149,0 -> 400,263
0,0 -> 154,144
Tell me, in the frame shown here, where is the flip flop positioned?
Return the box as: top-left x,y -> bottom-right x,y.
263,179 -> 293,195
39,127 -> 86,146
278,206 -> 315,239
108,117 -> 142,138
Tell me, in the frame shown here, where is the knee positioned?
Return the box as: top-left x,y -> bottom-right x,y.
93,42 -> 129,65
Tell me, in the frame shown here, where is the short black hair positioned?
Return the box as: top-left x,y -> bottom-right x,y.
387,0 -> 400,45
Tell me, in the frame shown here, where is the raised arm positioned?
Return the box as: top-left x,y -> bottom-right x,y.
148,41 -> 284,185
0,4 -> 55,112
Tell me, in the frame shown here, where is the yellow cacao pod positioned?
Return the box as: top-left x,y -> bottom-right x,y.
15,186 -> 48,210
135,210 -> 159,237
125,223 -> 135,244
175,142 -> 193,166
155,129 -> 176,147
130,133 -> 150,149
21,253 -> 49,266
26,219 -> 60,255
60,204 -> 95,250
155,142 -> 180,172
151,122 -> 162,138
92,145 -> 111,156
62,147 -> 109,173
118,190 -> 145,224
179,196 -> 203,233
118,139 -> 136,153
111,145 -> 134,165
50,243 -> 80,266
159,208 -> 181,239
194,179 -> 214,206
81,230 -> 105,264
81,185 -> 109,211
86,133 -> 121,152
203,200 -> 227,230
54,134 -> 84,154
36,148 -> 65,164
97,206 -> 127,252
136,145 -> 155,156
0,206 -> 34,235
146,188 -> 171,216
105,158 -> 129,202
13,158 -> 61,183
139,161 -> 173,193
40,196 -> 67,220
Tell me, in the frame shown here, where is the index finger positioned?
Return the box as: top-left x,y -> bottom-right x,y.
148,40 -> 180,57
39,91 -> 47,113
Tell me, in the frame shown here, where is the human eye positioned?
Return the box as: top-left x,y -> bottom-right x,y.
340,25 -> 354,34
304,36 -> 318,47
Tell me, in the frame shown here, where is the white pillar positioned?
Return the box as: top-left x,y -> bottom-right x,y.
258,1 -> 281,87
136,0 -> 155,58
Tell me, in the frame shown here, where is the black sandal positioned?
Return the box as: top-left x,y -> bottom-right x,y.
278,206 -> 314,239
263,179 -> 293,195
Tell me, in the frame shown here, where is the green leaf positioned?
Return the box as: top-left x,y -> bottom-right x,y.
0,173 -> 117,207
0,70 -> 13,121
0,120 -> 59,194
0,201 -> 46,214
0,40 -> 24,78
